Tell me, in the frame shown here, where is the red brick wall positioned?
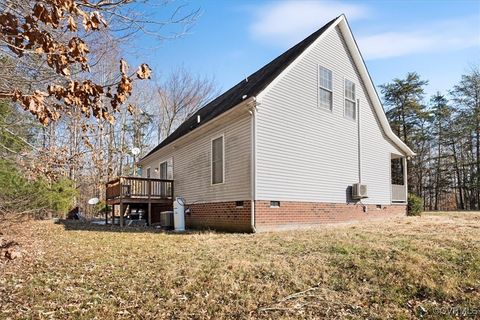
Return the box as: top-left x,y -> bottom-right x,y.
185,200 -> 406,233
186,201 -> 252,232
254,201 -> 406,232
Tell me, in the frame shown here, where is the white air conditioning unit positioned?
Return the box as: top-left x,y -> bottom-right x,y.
352,183 -> 368,199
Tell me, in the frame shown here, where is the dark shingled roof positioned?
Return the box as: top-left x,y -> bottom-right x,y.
143,16 -> 338,160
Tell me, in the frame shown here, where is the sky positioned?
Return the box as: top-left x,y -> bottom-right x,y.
129,0 -> 480,100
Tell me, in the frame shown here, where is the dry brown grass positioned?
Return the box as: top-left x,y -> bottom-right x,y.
1,212 -> 479,319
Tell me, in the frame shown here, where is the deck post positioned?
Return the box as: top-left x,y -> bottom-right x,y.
111,204 -> 115,225
119,202 -> 124,227
148,202 -> 152,226
119,177 -> 124,227
147,179 -> 152,226
105,185 -> 108,225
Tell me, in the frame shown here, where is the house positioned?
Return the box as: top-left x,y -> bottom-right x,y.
134,14 -> 414,232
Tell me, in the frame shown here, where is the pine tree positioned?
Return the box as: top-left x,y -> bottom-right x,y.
380,72 -> 430,199
380,72 -> 429,146
430,93 -> 452,210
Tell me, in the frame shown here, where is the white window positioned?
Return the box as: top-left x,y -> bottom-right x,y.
318,66 -> 333,110
146,167 -> 151,178
211,136 -> 224,184
344,79 -> 356,120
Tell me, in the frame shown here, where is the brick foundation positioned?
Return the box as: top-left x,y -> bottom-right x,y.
185,200 -> 406,233
186,201 -> 252,232
254,201 -> 406,232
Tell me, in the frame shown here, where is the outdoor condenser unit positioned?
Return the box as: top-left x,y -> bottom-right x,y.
352,183 -> 368,199
160,211 -> 174,228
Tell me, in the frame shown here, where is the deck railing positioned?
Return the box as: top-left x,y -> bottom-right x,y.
391,184 -> 407,202
106,176 -> 174,201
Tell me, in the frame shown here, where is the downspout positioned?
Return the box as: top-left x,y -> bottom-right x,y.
357,98 -> 367,212
357,98 -> 361,183
249,99 -> 257,233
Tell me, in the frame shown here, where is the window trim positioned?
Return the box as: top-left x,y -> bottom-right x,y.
317,65 -> 333,112
211,134 -> 225,185
343,78 -> 357,121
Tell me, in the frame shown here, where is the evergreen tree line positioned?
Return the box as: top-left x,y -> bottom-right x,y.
0,102 -> 77,218
381,67 -> 480,211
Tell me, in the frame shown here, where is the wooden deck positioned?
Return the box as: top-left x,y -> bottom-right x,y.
105,176 -> 174,226
106,177 -> 174,205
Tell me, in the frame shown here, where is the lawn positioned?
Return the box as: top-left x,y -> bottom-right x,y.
1,212 -> 479,319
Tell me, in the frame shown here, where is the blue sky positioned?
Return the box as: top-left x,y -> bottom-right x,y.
130,0 -> 480,99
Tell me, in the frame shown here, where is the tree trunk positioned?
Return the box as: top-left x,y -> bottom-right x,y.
434,124 -> 442,210
401,105 -> 408,146
451,141 -> 464,210
476,129 -> 480,209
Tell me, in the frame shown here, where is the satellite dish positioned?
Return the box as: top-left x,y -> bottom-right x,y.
131,147 -> 140,156
88,197 -> 99,205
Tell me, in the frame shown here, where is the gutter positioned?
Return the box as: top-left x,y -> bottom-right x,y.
139,97 -> 256,165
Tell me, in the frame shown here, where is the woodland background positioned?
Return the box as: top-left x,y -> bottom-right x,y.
0,0 -> 478,219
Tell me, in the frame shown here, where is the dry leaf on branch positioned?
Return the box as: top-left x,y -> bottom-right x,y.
67,15 -> 77,31
0,0 -> 152,126
136,64 -> 152,79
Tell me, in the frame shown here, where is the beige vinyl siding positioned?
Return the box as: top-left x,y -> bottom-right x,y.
256,26 -> 404,204
142,157 -> 173,180
141,111 -> 251,204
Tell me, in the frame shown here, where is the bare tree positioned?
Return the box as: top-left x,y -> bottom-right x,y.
0,0 -> 202,217
153,66 -> 218,144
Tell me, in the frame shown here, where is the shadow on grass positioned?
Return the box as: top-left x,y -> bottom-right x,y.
55,219 -> 225,235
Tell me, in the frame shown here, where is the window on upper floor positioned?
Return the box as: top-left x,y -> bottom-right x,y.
211,135 -> 224,185
318,66 -> 333,110
344,79 -> 356,120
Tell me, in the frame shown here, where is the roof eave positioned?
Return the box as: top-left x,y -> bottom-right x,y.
138,97 -> 256,165
336,16 -> 415,157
